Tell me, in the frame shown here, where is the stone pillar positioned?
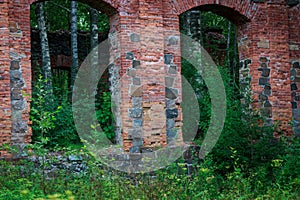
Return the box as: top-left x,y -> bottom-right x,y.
8,0 -> 32,154
239,2 -> 292,135
116,0 -> 183,152
163,13 -> 183,145
288,3 -> 300,135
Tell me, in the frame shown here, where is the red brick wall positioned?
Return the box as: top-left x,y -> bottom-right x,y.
0,0 -> 12,158
0,0 -> 299,157
288,4 -> 300,135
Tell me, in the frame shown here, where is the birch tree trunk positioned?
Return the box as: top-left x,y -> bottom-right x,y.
90,8 -> 98,94
226,21 -> 231,68
70,1 -> 78,89
36,2 -> 52,95
233,26 -> 238,83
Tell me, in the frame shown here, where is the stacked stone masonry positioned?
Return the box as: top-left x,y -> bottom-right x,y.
0,0 -> 299,158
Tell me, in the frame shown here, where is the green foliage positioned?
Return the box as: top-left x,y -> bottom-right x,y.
30,73 -> 80,147
30,0 -> 110,32
182,57 -> 288,178
96,92 -> 116,143
0,142 -> 299,199
31,71 -> 115,147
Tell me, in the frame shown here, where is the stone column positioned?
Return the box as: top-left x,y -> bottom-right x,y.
8,0 -> 32,154
288,3 -> 300,135
116,0 -> 183,152
239,2 -> 292,135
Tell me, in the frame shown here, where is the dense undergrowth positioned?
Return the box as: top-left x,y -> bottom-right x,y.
0,138 -> 299,200
1,63 -> 299,199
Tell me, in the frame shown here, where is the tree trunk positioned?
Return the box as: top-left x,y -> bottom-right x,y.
226,21 -> 231,69
36,2 -> 52,95
70,1 -> 78,89
233,26 -> 238,84
90,7 -> 98,94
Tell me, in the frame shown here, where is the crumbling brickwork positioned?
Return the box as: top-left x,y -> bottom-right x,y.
0,0 -> 299,158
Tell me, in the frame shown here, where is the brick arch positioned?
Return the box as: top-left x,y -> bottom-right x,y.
170,0 -> 258,23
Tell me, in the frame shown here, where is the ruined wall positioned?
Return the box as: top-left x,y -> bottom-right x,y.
0,0 -> 299,158
288,3 -> 300,135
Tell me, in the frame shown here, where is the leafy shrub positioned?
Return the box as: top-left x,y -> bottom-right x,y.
31,72 -> 115,148
30,73 -> 80,147
95,91 -> 115,143
182,58 -> 287,178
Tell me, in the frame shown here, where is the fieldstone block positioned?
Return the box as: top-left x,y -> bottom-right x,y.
130,33 -> 140,42
263,89 -> 271,96
245,59 -> 252,66
259,78 -> 268,86
11,88 -> 22,100
68,155 -> 83,161
130,86 -> 142,97
286,0 -> 300,7
130,146 -> 140,153
166,119 -> 175,129
293,62 -> 300,69
292,109 -> 300,118
166,108 -> 178,119
128,128 -> 142,138
239,61 -> 244,69
264,100 -> 272,108
292,102 -> 297,109
10,60 -> 20,70
133,138 -> 143,147
293,128 -> 300,137
12,121 -> 27,133
260,63 -> 268,68
261,107 -> 272,118
126,52 -> 134,60
11,100 -> 25,110
264,85 -> 271,91
295,96 -> 300,101
257,40 -> 270,49
132,60 -> 141,69
262,69 -> 270,77
10,70 -> 21,80
133,77 -> 141,85
132,97 -> 142,108
11,79 -> 25,88
166,99 -> 175,108
294,77 -> 300,82
259,57 -> 268,63
167,129 -> 177,138
259,94 -> 268,101
164,54 -> 173,64
291,83 -> 298,90
252,0 -> 265,2
291,68 -> 297,77
168,36 -> 179,45
168,65 -> 178,74
166,87 -> 178,100
165,76 -> 174,87
129,108 -> 142,118
289,44 -> 299,51
127,69 -> 136,77
133,119 -> 143,127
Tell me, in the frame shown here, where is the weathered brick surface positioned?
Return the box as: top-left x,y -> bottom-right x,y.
0,0 -> 299,157
288,3 -> 300,135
